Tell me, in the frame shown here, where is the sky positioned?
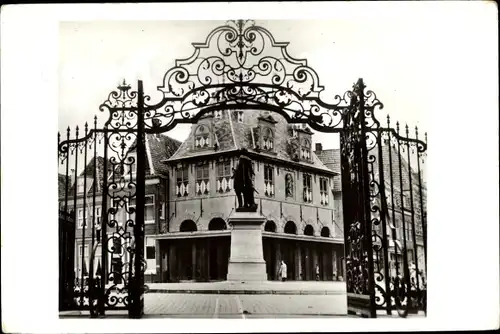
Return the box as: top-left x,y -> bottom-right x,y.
58,18 -> 433,150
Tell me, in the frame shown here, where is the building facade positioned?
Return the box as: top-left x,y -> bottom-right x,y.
158,109 -> 345,282
60,110 -> 426,286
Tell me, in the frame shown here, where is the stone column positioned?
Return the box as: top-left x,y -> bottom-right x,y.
305,246 -> 310,280
297,244 -> 302,280
294,241 -> 300,280
275,241 -> 281,280
192,242 -> 197,280
169,243 -> 176,282
226,211 -> 267,281
155,239 -> 161,283
332,248 -> 338,281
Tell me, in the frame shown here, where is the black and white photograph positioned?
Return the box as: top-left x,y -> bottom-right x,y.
1,2 -> 499,333
56,17 -> 431,319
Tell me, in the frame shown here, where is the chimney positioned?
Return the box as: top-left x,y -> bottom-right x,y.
70,169 -> 76,185
315,143 -> 323,152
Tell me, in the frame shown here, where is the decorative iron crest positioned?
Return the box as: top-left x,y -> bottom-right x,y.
140,19 -> 382,132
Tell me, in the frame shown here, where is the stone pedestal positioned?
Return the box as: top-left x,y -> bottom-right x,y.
227,211 -> 267,281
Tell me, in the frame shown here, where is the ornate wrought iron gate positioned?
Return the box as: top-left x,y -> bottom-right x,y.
58,81 -> 147,318
340,79 -> 427,317
58,19 -> 427,318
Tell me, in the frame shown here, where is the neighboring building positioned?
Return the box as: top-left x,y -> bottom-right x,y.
59,134 -> 181,284
315,143 -> 427,280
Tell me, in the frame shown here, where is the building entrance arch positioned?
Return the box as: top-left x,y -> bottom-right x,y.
58,19 -> 427,319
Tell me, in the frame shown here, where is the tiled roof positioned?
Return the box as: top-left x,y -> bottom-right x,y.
315,148 -> 342,192
166,109 -> 333,173
145,133 -> 181,176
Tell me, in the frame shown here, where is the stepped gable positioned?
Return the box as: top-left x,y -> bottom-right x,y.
166,109 -> 334,174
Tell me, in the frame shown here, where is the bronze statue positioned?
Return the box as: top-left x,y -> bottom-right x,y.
232,149 -> 258,211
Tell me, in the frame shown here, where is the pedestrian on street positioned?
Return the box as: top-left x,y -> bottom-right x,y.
315,264 -> 320,281
278,260 -> 287,282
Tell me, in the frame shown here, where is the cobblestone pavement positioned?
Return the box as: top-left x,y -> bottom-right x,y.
144,293 -> 347,318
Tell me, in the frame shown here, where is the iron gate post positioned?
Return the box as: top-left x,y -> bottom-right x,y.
356,78 -> 377,318
98,127 -> 109,317
129,80 -> 146,318
376,131 -> 393,315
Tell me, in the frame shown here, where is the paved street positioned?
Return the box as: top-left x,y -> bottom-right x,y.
144,293 -> 347,318
147,281 -> 346,294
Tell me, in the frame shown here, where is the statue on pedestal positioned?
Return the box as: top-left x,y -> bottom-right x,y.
232,149 -> 258,212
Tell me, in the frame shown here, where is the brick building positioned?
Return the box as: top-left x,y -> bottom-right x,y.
314,143 -> 427,279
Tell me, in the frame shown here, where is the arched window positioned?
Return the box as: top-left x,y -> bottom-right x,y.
284,221 -> 297,234
264,220 -> 276,232
263,128 -> 274,151
208,218 -> 227,231
321,226 -> 330,237
180,220 -> 197,232
194,125 -> 211,149
301,138 -> 311,160
304,225 -> 314,236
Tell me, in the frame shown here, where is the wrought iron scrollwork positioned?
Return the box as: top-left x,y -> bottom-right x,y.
130,20 -> 358,133
58,20 -> 427,319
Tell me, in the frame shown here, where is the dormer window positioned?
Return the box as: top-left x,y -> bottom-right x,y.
301,139 -> 311,160
257,114 -> 277,152
194,125 -> 211,149
237,111 -> 244,123
214,110 -> 222,119
262,128 -> 274,151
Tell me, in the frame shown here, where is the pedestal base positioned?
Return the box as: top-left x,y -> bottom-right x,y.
227,261 -> 267,281
226,211 -> 267,282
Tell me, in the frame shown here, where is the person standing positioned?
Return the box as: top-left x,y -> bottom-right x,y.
315,264 -> 320,281
278,260 -> 287,282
